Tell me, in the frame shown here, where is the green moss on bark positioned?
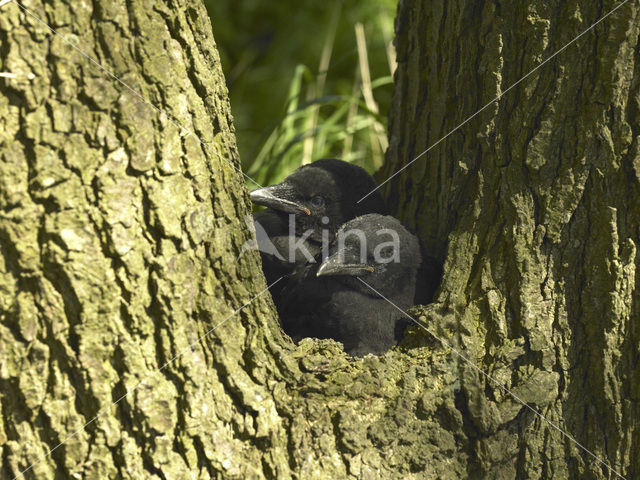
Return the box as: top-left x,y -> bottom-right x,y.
2,0 -> 639,479
382,0 -> 640,478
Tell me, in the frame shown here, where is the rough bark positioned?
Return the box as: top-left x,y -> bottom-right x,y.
2,0 -> 638,479
0,1 -> 290,478
381,0 -> 640,478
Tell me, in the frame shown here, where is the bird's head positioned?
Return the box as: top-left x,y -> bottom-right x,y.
250,159 -> 387,243
316,214 -> 421,299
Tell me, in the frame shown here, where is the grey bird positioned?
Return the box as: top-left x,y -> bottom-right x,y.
279,214 -> 425,356
250,159 -> 388,299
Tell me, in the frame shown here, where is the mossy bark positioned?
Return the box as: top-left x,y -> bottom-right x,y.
0,1 -> 289,478
381,0 -> 640,478
2,0 -> 638,479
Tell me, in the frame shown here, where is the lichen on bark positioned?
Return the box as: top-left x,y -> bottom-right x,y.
0,0 -> 286,477
381,0 -> 640,478
1,0 -> 639,479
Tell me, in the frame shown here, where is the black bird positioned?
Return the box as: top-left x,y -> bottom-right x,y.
251,208 -> 320,284
250,158 -> 388,289
279,214 -> 424,356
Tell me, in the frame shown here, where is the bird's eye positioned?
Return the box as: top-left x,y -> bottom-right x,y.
310,195 -> 325,208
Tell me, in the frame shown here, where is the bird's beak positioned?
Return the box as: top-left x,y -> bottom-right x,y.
250,184 -> 311,216
316,253 -> 374,277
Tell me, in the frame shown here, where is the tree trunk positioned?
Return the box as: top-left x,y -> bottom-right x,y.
0,1 -> 290,478
382,0 -> 640,478
2,0 -> 639,479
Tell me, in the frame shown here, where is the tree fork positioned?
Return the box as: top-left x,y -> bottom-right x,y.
1,0 -> 639,479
